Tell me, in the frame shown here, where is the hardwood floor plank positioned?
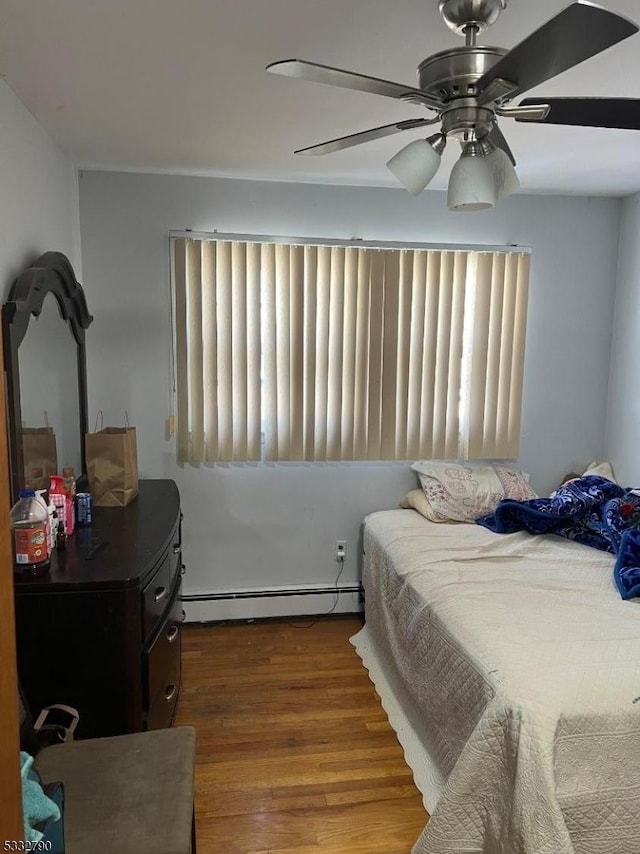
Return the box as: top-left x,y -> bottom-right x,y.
324,784 -> 419,807
174,615 -> 428,852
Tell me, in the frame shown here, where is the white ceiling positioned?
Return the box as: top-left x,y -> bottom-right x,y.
2,0 -> 640,196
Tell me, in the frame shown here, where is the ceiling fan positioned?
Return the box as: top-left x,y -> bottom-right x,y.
267,0 -> 640,211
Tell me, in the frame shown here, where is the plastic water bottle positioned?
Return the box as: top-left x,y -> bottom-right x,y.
10,489 -> 50,576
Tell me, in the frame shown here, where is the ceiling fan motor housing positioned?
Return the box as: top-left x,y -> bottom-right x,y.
439,0 -> 508,36
417,46 -> 506,100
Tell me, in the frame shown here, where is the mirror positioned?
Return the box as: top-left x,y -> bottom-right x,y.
2,252 -> 92,502
19,294 -> 82,484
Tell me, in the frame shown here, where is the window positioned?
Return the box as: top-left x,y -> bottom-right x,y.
172,237 -> 530,463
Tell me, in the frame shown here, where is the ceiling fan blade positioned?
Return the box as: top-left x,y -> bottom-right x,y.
267,59 -> 441,109
295,118 -> 439,156
477,1 -> 638,101
514,97 -> 640,130
488,124 -> 516,166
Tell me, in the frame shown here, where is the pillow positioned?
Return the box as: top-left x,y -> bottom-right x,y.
410,461 -> 537,523
583,460 -> 617,483
399,488 -> 454,523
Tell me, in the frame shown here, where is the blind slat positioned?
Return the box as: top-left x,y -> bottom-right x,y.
482,255 -> 506,457
464,252 -> 494,459
217,243 -> 233,461
380,251 -> 400,460
262,244 -> 277,460
187,242 -> 204,462
290,246 -> 305,460
303,246 -> 318,460
246,243 -> 261,460
341,249 -> 359,460
174,240 -> 189,462
419,251 -> 441,458
406,251 -> 427,460
495,254 -> 518,454
444,253 -> 467,457
432,252 -> 454,458
507,254 -> 530,457
353,250 -> 371,460
231,243 -> 248,461
326,247 -> 345,460
366,251 -> 385,460
202,242 -> 218,461
275,245 -> 291,460
313,246 -> 331,460
395,252 -> 413,460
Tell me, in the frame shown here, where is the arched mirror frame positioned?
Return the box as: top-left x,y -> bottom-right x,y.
2,251 -> 93,503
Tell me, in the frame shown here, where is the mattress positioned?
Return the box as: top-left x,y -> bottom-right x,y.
351,509 -> 640,854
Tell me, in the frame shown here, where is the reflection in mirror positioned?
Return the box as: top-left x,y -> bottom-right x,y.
2,251 -> 92,502
19,293 -> 81,489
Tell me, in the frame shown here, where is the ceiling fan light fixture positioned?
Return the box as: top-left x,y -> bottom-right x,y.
487,145 -> 520,199
387,133 -> 446,196
447,141 -> 496,212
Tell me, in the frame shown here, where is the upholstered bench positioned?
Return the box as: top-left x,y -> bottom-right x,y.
33,726 -> 197,854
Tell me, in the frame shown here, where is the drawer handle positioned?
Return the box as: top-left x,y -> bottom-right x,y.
154,586 -> 168,603
164,684 -> 177,702
167,625 -> 179,644
173,543 -> 182,554
180,563 -> 187,576
181,609 -> 186,622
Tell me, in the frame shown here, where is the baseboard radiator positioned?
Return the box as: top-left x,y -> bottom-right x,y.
181,584 -> 363,622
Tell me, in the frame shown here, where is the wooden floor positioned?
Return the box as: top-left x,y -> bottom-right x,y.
174,615 -> 427,854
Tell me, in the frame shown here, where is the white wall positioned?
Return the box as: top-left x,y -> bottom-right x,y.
0,81 -> 81,297
78,171 -> 621,616
605,193 -> 640,484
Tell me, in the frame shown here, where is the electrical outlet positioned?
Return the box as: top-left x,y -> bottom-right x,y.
335,540 -> 347,562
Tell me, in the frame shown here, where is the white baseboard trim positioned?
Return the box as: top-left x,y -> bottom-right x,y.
181,588 -> 363,622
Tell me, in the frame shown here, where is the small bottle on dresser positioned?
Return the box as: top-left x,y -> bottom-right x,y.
34,489 -> 52,557
49,475 -> 67,535
62,467 -> 76,534
55,520 -> 66,551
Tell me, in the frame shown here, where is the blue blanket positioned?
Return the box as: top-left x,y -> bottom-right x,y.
477,475 -> 640,600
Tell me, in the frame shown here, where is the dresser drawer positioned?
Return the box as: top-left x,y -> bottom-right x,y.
144,586 -> 183,712
141,544 -> 181,643
146,679 -> 180,731
144,624 -> 181,729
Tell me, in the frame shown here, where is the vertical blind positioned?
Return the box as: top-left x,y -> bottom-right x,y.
173,238 -> 530,463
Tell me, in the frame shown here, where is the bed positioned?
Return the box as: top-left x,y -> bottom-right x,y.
351,507 -> 640,854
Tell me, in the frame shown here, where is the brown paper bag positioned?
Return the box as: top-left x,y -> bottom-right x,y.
85,413 -> 138,507
22,424 -> 58,488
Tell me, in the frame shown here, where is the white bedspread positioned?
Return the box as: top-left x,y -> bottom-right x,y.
352,509 -> 640,854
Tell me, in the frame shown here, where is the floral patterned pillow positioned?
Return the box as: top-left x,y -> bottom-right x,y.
400,488 -> 455,523
410,461 -> 537,523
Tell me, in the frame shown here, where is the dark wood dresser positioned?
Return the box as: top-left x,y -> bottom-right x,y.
14,479 -> 185,739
